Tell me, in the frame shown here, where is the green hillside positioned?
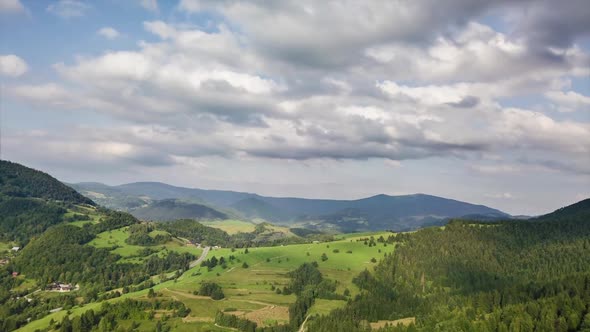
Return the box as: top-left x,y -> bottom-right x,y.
534,197 -> 590,222
308,200 -> 590,331
1,160 -> 94,205
0,161 -> 99,245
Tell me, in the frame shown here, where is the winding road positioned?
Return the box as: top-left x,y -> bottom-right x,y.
189,246 -> 210,268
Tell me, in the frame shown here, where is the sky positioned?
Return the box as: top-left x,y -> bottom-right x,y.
0,0 -> 589,215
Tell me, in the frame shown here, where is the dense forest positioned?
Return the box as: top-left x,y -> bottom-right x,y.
0,161 -> 94,205
0,161 -> 98,245
157,219 -> 232,246
308,200 -> 590,331
0,196 -> 67,244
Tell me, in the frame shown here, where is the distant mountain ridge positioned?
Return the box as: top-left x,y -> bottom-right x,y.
73,181 -> 510,231
130,199 -> 229,221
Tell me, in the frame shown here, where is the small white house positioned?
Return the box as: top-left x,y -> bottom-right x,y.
11,247 -> 20,252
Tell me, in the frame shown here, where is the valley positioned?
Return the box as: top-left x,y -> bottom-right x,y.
4,2 -> 587,331
1,160 -> 590,332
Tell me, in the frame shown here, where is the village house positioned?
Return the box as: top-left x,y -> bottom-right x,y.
11,247 -> 20,252
48,282 -> 74,292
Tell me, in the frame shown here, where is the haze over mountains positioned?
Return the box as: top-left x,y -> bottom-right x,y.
72,181 -> 510,232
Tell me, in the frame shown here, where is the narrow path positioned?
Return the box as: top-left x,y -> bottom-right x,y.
164,288 -> 211,300
229,298 -> 275,307
189,246 -> 210,268
298,314 -> 310,332
214,323 -> 239,331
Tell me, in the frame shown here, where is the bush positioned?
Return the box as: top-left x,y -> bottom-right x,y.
198,282 -> 225,300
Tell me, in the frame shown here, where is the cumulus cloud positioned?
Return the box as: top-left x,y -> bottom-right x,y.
97,27 -> 120,40
0,0 -> 24,13
0,54 -> 28,77
47,0 -> 90,18
545,90 -> 590,112
5,1 -> 590,180
178,0 -> 537,68
515,0 -> 590,50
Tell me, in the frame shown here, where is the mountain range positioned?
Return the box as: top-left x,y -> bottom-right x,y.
72,181 -> 510,231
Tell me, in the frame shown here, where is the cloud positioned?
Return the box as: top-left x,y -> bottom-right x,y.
139,0 -> 158,12
5,2 -> 590,179
446,96 -> 480,108
97,27 -> 120,40
471,164 -> 522,174
545,90 -> 590,112
364,22 -> 588,84
485,192 -> 514,199
177,0 -> 536,69
515,0 -> 590,50
0,0 -> 24,13
0,54 -> 28,77
47,0 -> 90,18
3,130 -> 176,171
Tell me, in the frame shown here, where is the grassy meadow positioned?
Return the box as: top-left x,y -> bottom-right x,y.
88,227 -> 203,261
201,219 -> 257,234
17,227 -> 396,332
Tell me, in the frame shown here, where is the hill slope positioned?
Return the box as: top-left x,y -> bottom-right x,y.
309,198 -> 590,331
0,160 -> 97,244
130,199 -> 229,221
70,181 -> 146,209
74,181 -> 509,231
534,197 -> 590,221
1,160 -> 95,205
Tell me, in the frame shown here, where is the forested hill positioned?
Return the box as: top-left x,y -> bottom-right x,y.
309,199 -> 590,331
534,197 -> 590,221
130,199 -> 229,221
0,160 -> 97,244
0,160 -> 94,205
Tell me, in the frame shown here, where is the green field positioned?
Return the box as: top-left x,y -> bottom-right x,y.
202,219 -> 257,234
89,227 -> 202,259
18,230 -> 396,331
